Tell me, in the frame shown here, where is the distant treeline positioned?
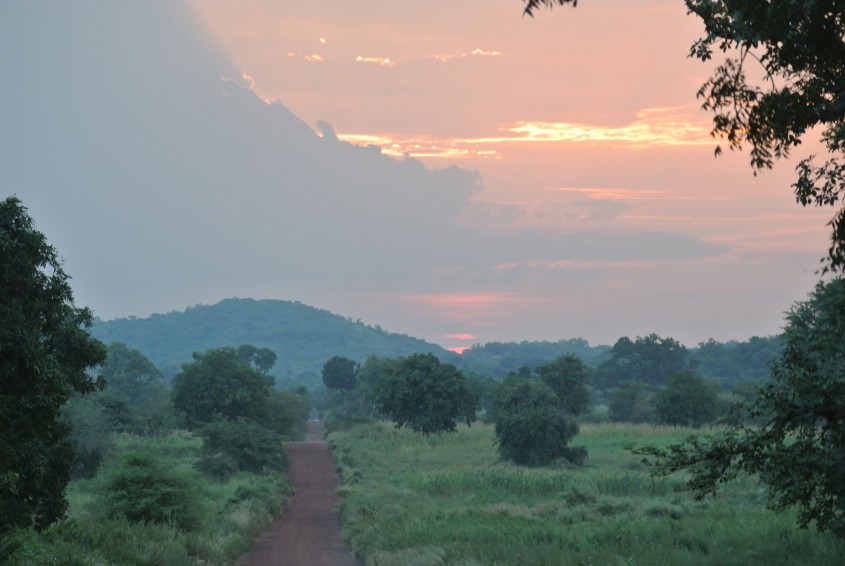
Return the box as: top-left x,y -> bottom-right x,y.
92,298 -> 780,391
455,335 -> 780,388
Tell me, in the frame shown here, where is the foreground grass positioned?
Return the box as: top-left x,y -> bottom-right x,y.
2,431 -> 292,565
329,422 -> 845,566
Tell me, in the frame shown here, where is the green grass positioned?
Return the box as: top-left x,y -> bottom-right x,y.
2,430 -> 292,565
329,422 -> 845,566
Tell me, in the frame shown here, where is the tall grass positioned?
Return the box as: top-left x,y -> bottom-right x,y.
2,430 -> 292,565
329,422 -> 845,565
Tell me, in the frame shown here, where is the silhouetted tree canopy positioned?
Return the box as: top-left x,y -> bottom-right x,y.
636,279 -> 845,536
1,197 -> 106,532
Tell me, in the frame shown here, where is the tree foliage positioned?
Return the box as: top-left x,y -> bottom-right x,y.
654,371 -> 720,427
0,197 -> 107,532
171,348 -> 272,428
595,334 -> 692,390
534,354 -> 591,415
493,374 -> 587,466
196,418 -> 288,479
376,353 -> 478,435
636,279 -> 845,535
100,342 -> 167,409
523,0 -> 845,270
322,355 -> 359,390
608,379 -> 655,423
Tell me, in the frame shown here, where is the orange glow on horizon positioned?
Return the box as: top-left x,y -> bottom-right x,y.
444,333 -> 475,340
447,346 -> 470,354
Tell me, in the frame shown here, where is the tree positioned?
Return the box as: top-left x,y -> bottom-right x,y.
493,374 -> 587,466
322,355 -> 359,390
595,334 -> 692,390
534,354 -> 591,416
654,371 -> 720,427
236,344 -> 277,375
523,0 -> 845,271
171,347 -> 272,428
0,196 -> 107,532
100,342 -> 166,409
608,379 -> 655,423
376,353 -> 478,435
636,279 -> 845,535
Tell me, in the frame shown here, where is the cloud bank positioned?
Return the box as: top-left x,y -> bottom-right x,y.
1,0 -> 727,344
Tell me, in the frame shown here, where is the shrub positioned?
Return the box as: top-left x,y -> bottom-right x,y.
654,371 -> 719,427
196,418 -> 287,480
101,452 -> 203,531
494,375 -> 586,466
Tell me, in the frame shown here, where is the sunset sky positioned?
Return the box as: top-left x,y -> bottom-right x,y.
2,1 -> 833,352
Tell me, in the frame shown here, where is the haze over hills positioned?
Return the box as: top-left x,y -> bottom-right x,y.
91,298 -> 450,387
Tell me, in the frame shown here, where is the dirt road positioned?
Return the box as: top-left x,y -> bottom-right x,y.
237,421 -> 360,566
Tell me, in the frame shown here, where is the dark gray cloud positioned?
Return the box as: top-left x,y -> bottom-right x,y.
0,0 -> 725,325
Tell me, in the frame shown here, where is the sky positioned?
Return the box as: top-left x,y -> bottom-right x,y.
1,1 -> 833,352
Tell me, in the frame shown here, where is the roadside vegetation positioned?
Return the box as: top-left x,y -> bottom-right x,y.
2,432 -> 292,565
329,422 -> 845,565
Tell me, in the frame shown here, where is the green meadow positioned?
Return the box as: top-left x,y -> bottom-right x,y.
329,422 -> 845,566
2,431 -> 291,566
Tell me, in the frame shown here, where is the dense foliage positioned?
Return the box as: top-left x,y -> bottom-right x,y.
0,197 -> 107,532
654,371 -> 720,427
456,338 -> 610,377
595,334 -> 692,390
376,353 -> 479,435
493,373 -> 587,466
196,418 -> 288,479
172,348 -> 273,428
322,355 -> 359,390
637,279 -> 845,535
102,452 -> 203,530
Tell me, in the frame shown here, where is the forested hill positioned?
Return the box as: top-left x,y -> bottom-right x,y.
91,298 -> 450,387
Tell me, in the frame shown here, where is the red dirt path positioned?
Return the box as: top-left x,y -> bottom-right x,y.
237,420 -> 360,566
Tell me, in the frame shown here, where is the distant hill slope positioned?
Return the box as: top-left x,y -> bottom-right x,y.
91,298 -> 450,388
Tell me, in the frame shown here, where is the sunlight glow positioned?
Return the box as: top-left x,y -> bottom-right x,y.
286,52 -> 325,63
432,48 -> 502,62
336,108 -> 711,159
508,108 -> 711,147
241,70 -> 255,89
555,187 -> 734,202
445,333 -> 475,340
356,55 -> 393,66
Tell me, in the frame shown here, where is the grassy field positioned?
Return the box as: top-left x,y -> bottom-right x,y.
2,431 -> 291,565
328,422 -> 845,566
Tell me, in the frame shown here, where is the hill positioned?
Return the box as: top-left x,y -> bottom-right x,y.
91,298 -> 450,388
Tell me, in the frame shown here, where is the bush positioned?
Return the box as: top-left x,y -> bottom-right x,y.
101,453 -> 203,531
654,371 -> 719,427
607,380 -> 655,423
196,418 -> 287,480
493,375 -> 586,466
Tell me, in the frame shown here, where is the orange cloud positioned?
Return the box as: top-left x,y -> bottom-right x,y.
286,52 -> 324,63
555,187 -> 734,202
336,107 -> 711,160
355,55 -> 393,66
432,48 -> 502,62
507,108 -> 711,147
444,333 -> 475,340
